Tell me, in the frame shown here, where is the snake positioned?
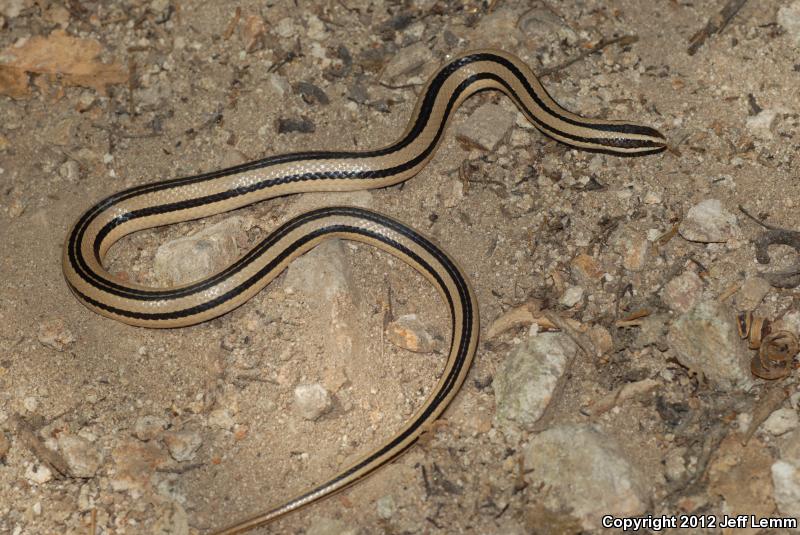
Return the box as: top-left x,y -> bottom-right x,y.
62,49 -> 666,533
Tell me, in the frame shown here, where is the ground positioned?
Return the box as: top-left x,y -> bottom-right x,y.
1,0 -> 800,534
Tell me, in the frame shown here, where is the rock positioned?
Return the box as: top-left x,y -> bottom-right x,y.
456,103 -> 516,151
376,495 -> 396,519
242,14 -> 266,52
45,118 -> 76,146
380,42 -> 433,84
58,160 -> 81,181
276,116 -> 315,134
163,429 -> 202,462
1,0 -> 32,18
208,408 -> 235,430
746,110 -> 779,140
763,408 -> 799,436
559,286 -> 584,308
133,415 -> 168,441
778,2 -> 800,44
678,199 -> 739,243
772,460 -> 800,518
470,9 -> 521,48
662,270 -> 704,314
663,448 -> 688,482
517,7 -> 577,45
611,226 -> 650,272
386,314 -> 438,353
494,333 -> 577,430
666,300 -> 752,391
154,216 -> 249,286
25,463 -> 53,484
284,239 -> 356,302
522,424 -> 649,530
58,434 -> 103,478
307,517 -> 358,535
571,253 -> 603,284
274,17 -> 297,38
37,319 -> 76,351
294,383 -> 333,421
110,440 -> 170,492
735,277 -> 771,312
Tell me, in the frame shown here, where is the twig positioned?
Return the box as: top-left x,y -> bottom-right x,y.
687,0 -> 749,56
12,414 -> 70,477
539,35 -> 639,78
739,204 -> 779,230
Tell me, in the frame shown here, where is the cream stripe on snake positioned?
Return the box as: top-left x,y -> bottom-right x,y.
62,49 -> 665,533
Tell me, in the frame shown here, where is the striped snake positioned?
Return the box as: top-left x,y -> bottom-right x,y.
62,49 -> 666,533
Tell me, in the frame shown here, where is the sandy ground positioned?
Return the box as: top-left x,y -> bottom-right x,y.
2,0 -> 800,534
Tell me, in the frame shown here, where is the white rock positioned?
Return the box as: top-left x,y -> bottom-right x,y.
163,429 -> 202,462
763,408 -> 800,436
376,495 -> 396,519
746,110 -> 779,139
456,103 -> 516,151
294,384 -> 333,421
133,415 -> 168,441
58,435 -> 103,478
778,2 -> 800,45
559,286 -> 584,307
773,460 -> 800,517
678,199 -> 739,243
25,463 -> 53,484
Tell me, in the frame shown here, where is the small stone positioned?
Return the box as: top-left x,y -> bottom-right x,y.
494,333 -> 577,430
45,118 -> 76,146
294,384 -> 333,421
559,286 -> 584,308
163,429 -> 202,462
778,2 -> 800,44
611,226 -> 650,272
380,42 -> 433,84
110,440 -> 170,492
276,116 -> 316,134
37,319 -> 76,351
679,199 -> 739,243
154,216 -> 249,286
456,103 -> 516,151
376,495 -> 396,519
746,110 -> 779,140
386,314 -> 438,353
516,7 -> 577,44
662,270 -> 704,314
58,434 -> 102,478
763,408 -> 799,436
208,408 -> 235,430
242,14 -> 266,52
31,501 -> 42,515
571,253 -> 603,284
667,300 -> 752,391
58,160 -> 81,181
133,415 -> 168,441
25,463 -> 53,484
735,277 -> 771,312
664,448 -> 688,482
522,424 -> 648,529
274,17 -> 297,38
23,396 -> 39,412
643,190 -> 662,204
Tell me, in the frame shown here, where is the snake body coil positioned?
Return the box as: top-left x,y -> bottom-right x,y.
62,50 -> 665,534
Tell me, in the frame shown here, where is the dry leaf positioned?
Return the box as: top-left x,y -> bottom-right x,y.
0,30 -> 127,98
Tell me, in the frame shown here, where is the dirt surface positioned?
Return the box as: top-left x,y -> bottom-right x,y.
2,0 -> 800,534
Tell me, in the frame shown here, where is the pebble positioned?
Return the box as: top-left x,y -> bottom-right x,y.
154,216 -> 249,286
163,429 -> 202,462
522,424 -> 648,529
778,2 -> 800,44
763,408 -> 799,436
23,396 -> 39,412
571,253 -> 603,284
58,434 -> 103,478
772,460 -> 800,518
735,277 -> 771,312
666,300 -> 752,391
662,270 -> 704,315
559,286 -> 584,308
493,333 -> 577,431
274,17 -> 297,39
207,408 -> 235,430
58,159 -> 81,181
517,7 -> 577,44
746,110 -> 779,139
284,238 -> 356,302
611,226 -> 650,272
380,42 -> 433,84
242,14 -> 266,52
456,103 -> 516,151
307,517 -> 358,535
276,116 -> 316,134
376,494 -> 396,519
37,319 -> 76,351
25,463 -> 54,484
133,415 -> 168,441
386,314 -> 438,353
679,199 -> 739,243
294,383 -> 333,421
470,9 -> 520,48
45,118 -> 76,146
